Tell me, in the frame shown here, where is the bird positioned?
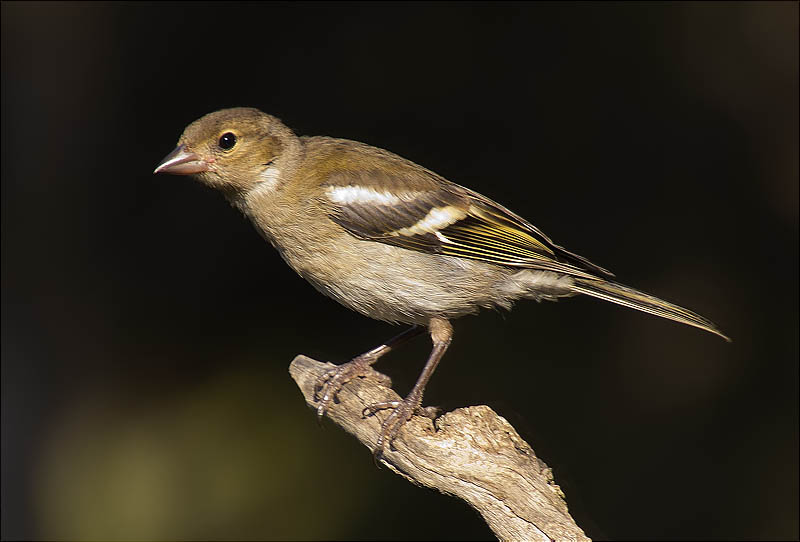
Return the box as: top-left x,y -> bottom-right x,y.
154,107 -> 729,457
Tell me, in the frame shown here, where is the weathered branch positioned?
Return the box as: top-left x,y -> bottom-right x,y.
289,355 -> 590,542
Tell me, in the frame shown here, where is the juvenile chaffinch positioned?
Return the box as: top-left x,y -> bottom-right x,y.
155,107 -> 728,456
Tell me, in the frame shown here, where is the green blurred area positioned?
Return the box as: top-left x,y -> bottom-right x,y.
2,2 -> 797,540
32,362 -> 416,540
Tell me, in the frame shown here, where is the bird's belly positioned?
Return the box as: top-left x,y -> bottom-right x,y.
284,238 -> 514,325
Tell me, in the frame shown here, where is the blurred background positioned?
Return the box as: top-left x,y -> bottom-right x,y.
2,2 -> 797,540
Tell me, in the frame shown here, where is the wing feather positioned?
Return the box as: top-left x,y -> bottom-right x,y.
323,168 -> 613,280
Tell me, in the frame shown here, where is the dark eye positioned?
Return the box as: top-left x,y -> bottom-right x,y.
218,132 -> 237,150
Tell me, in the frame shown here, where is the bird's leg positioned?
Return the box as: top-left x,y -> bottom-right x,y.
363,317 -> 453,459
315,325 -> 425,419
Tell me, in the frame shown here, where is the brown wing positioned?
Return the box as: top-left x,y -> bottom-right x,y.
322,163 -> 612,280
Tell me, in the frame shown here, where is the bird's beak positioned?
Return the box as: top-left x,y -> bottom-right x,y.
153,144 -> 210,175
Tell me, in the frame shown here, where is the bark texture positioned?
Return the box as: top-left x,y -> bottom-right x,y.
289,355 -> 590,542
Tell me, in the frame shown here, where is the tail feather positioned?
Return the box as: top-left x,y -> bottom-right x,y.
571,278 -> 730,341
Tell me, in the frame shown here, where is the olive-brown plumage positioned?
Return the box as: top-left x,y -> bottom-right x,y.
155,107 -> 728,456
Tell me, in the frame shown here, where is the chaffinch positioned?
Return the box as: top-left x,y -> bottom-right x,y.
155,107 -> 728,456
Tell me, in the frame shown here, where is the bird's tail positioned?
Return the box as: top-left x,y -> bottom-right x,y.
571,278 -> 730,341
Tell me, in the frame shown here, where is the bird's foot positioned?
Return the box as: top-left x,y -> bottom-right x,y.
363,395 -> 441,460
314,354 -> 392,420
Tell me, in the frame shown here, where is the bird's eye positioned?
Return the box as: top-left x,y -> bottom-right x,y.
218,132 -> 237,150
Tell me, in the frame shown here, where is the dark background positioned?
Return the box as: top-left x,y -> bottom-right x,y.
2,2 -> 797,540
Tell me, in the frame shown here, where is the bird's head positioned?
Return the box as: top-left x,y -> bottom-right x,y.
154,107 -> 297,194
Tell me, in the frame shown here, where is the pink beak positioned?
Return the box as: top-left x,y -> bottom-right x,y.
153,144 -> 209,175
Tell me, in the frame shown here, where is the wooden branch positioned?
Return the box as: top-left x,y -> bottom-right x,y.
289,355 -> 590,542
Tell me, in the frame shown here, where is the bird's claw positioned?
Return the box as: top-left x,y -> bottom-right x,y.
313,355 -> 391,420
363,397 -> 441,461
313,353 -> 440,463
